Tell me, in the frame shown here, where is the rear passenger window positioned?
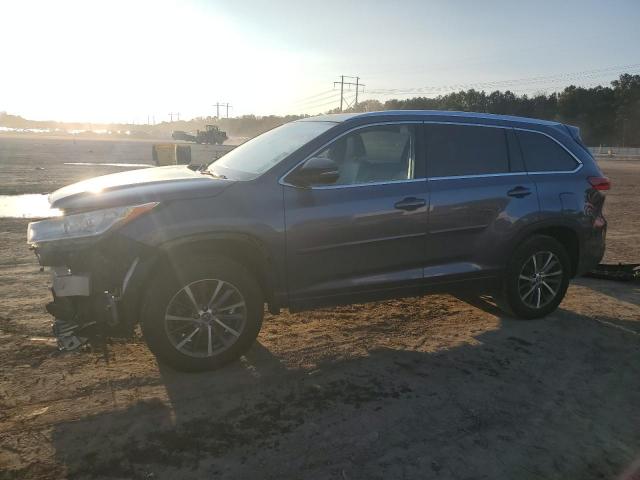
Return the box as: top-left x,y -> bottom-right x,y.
516,130 -> 578,172
426,124 -> 509,177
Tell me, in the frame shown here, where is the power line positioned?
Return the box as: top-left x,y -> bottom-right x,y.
365,63 -> 640,97
364,71 -> 640,99
293,91 -> 341,108
299,93 -> 341,110
304,95 -> 344,112
372,66 -> 639,94
285,63 -> 638,115
358,33 -> 629,81
291,89 -> 336,105
295,85 -> 361,113
168,112 -> 180,122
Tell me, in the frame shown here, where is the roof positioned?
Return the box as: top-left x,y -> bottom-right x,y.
301,110 -> 563,128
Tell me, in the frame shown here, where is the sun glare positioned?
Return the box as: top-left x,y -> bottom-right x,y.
0,0 -> 314,122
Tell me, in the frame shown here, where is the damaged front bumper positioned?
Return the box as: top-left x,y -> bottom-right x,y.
47,267 -> 126,350
33,235 -> 156,351
48,267 -> 93,350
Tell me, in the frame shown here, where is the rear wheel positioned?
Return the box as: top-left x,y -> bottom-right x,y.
142,256 -> 263,372
498,235 -> 571,319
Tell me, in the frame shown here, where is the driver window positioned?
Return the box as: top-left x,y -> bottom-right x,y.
314,124 -> 416,186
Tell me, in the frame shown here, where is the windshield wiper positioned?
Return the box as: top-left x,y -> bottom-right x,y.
200,170 -> 227,179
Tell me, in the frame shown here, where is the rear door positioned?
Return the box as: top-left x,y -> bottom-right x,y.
283,123 -> 429,303
423,123 -> 539,279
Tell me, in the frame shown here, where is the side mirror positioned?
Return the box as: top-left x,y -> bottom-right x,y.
288,157 -> 340,187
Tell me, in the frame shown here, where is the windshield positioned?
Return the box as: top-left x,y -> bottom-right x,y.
208,121 -> 335,179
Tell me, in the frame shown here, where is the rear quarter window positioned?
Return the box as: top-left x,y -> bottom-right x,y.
516,130 -> 579,172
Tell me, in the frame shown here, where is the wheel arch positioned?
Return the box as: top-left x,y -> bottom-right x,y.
121,233 -> 283,327
509,220 -> 581,277
159,233 -> 281,306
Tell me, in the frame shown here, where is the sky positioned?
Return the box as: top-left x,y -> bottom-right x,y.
0,0 -> 639,123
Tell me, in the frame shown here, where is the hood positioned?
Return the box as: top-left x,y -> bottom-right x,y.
49,165 -> 235,212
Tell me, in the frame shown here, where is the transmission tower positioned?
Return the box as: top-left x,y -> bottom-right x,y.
213,102 -> 232,118
333,76 -> 365,111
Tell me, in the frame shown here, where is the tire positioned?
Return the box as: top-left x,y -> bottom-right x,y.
498,235 -> 571,319
142,256 -> 263,372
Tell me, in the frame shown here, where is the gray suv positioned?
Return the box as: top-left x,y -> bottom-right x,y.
27,111 -> 609,371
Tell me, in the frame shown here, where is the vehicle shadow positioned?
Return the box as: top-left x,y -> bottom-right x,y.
451,292 -> 504,317
49,301 -> 640,480
573,276 -> 640,309
454,280 -> 640,334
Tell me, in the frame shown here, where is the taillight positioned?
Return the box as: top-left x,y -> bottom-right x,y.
588,176 -> 611,191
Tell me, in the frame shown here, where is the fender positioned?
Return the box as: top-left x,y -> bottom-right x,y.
120,231 -> 285,326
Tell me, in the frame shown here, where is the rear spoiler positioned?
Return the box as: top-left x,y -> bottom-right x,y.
563,124 -> 592,156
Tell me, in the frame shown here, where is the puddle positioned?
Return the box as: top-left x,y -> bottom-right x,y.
0,194 -> 62,218
64,162 -> 153,168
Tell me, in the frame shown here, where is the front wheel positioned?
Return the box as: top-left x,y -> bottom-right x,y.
142,257 -> 263,372
498,235 -> 571,319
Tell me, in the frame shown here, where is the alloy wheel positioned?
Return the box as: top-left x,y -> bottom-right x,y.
164,278 -> 247,358
517,251 -> 564,309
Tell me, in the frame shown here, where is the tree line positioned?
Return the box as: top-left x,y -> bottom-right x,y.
343,74 -> 640,147
2,74 -> 638,146
208,73 -> 640,146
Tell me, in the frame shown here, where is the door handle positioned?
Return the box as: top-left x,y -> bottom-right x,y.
394,197 -> 426,211
507,186 -> 532,198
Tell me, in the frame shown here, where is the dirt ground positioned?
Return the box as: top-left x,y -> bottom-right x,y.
0,138 -> 639,480
0,135 -> 231,195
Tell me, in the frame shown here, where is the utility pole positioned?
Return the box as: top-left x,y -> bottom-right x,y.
333,76 -> 365,111
168,112 -> 180,122
213,102 -> 232,118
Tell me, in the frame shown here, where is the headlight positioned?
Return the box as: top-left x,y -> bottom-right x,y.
27,202 -> 158,245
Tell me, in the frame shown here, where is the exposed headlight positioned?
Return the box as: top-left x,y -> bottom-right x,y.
27,202 -> 158,245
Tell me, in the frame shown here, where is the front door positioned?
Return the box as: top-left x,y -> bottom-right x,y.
283,123 -> 429,304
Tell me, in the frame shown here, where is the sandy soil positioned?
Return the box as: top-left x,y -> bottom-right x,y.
0,140 -> 639,479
